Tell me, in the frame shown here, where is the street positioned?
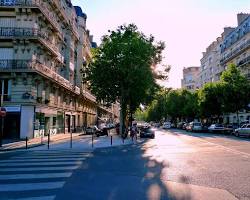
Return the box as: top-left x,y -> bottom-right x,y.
0,128 -> 250,200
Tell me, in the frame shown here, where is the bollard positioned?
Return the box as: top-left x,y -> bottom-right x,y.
111,136 -> 113,146
48,133 -> 50,149
92,133 -> 94,148
25,137 -> 28,149
70,130 -> 73,149
41,133 -> 43,145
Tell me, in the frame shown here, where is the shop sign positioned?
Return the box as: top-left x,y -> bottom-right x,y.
4,106 -> 21,112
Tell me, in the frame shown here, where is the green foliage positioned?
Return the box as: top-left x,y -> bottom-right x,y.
83,24 -> 167,133
84,24 -> 166,106
198,82 -> 224,118
220,64 -> 250,114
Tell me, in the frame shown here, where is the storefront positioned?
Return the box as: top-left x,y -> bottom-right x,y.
2,106 -> 21,139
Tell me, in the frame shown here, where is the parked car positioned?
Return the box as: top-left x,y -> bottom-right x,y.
140,127 -> 155,139
177,122 -> 185,129
185,123 -> 192,131
208,124 -> 225,133
162,122 -> 171,129
85,126 -> 99,135
234,124 -> 250,137
182,123 -> 188,130
190,122 -> 203,132
154,123 -> 161,128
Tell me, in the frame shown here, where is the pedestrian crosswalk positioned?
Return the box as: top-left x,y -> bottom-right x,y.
0,150 -> 90,200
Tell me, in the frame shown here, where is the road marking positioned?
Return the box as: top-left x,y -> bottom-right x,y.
0,182 -> 65,192
0,173 -> 72,180
6,196 -> 56,200
181,133 -> 250,158
0,161 -> 82,167
0,158 -> 86,163
0,166 -> 79,172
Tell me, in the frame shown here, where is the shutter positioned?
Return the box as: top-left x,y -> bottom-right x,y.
0,48 -> 14,59
0,17 -> 16,27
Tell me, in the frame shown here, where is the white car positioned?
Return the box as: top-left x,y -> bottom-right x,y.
191,122 -> 203,132
234,124 -> 250,137
208,124 -> 225,133
162,122 -> 171,129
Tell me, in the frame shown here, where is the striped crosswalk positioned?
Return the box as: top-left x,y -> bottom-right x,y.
0,150 -> 90,200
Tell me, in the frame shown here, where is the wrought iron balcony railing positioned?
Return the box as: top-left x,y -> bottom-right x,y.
0,27 -> 64,63
220,39 -> 250,65
0,0 -> 62,35
0,59 -> 78,94
238,56 -> 250,67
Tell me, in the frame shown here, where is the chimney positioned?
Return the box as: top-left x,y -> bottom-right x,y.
222,27 -> 235,38
237,13 -> 250,25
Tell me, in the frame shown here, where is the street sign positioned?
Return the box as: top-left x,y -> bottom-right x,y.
0,107 -> 6,117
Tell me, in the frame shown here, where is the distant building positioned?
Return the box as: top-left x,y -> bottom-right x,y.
220,13 -> 250,81
181,67 -> 200,91
198,37 -> 222,88
198,13 -> 250,123
219,13 -> 250,123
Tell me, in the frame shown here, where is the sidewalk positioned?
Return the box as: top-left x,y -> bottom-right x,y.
0,131 -> 144,151
0,133 -> 84,151
30,132 -> 144,151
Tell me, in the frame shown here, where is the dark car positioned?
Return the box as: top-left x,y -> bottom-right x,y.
85,126 -> 99,135
95,124 -> 108,137
140,127 -> 155,139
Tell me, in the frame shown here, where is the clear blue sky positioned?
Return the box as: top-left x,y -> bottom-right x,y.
72,0 -> 250,88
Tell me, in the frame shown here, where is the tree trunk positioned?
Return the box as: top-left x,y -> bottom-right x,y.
236,110 -> 239,127
119,95 -> 127,138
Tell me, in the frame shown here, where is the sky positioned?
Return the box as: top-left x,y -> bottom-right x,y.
72,0 -> 249,88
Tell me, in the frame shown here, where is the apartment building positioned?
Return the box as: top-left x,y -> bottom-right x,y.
220,13 -> 250,81
181,66 -> 200,91
0,0 -> 115,139
198,13 -> 250,123
198,37 -> 223,88
220,13 -> 250,123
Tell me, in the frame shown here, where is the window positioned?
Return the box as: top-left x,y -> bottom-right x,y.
53,117 -> 57,127
0,79 -> 11,101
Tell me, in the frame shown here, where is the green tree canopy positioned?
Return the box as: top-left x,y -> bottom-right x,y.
84,24 -> 167,133
198,82 -> 224,119
220,64 -> 250,123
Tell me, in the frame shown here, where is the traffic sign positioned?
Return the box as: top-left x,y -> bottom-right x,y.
0,107 -> 6,117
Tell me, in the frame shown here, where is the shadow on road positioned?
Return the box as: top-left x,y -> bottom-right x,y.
55,139 -> 193,200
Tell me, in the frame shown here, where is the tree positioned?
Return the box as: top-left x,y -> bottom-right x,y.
198,82 -> 225,122
182,90 -> 200,121
220,64 -> 250,125
84,24 -> 166,135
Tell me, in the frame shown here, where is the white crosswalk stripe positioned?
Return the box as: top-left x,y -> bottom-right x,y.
0,150 -> 86,200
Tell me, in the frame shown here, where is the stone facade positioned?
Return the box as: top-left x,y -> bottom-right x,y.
219,13 -> 250,124
181,66 -> 200,91
198,13 -> 250,124
0,0 -> 117,139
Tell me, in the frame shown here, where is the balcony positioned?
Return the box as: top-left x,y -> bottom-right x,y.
220,39 -> 250,65
82,88 -> 96,102
0,27 -> 64,63
0,59 -> 79,94
47,0 -> 69,24
0,0 -> 62,37
238,56 -> 250,67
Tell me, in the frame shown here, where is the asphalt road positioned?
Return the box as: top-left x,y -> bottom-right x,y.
0,128 -> 250,200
